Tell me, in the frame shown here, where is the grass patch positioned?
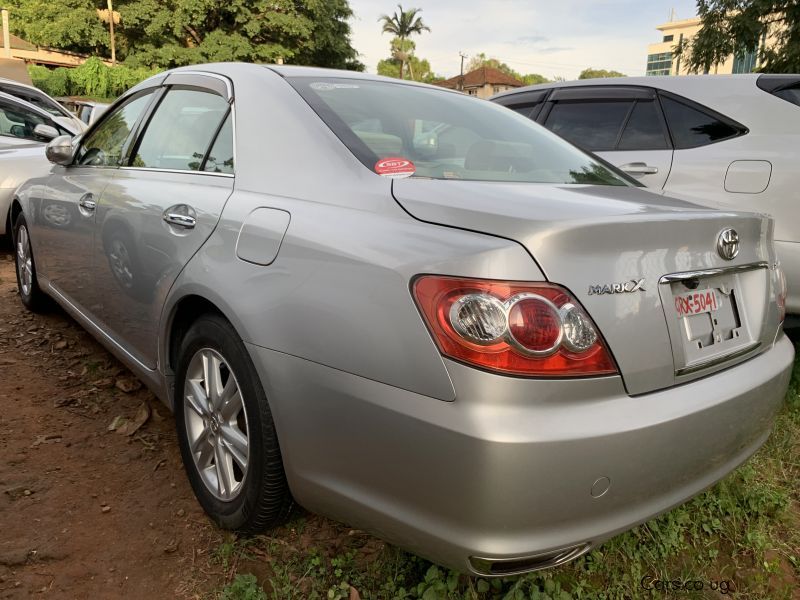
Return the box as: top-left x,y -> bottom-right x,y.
210,341 -> 800,600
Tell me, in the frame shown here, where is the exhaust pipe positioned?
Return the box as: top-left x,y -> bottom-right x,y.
468,542 -> 592,577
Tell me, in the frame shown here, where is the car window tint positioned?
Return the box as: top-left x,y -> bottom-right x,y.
15,91 -> 65,118
132,89 -> 228,171
660,95 -> 741,149
203,112 -> 234,174
509,105 -> 533,118
765,85 -> 800,107
544,101 -> 632,151
617,100 -> 669,150
0,100 -> 56,141
78,92 -> 153,166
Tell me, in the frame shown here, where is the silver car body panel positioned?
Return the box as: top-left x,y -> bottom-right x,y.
12,64 -> 793,574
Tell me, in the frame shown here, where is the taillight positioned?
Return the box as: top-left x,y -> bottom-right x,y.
777,266 -> 787,324
413,275 -> 617,377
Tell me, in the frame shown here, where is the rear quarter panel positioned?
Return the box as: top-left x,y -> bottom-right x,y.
163,189 -> 545,404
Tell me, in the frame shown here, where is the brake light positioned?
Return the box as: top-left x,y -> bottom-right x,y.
777,266 -> 787,324
413,275 -> 617,377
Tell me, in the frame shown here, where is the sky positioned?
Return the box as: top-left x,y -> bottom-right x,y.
347,0 -> 699,80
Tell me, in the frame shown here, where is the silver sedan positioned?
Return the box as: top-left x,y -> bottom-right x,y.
10,64 -> 793,576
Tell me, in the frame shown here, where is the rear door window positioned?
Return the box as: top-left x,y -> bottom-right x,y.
617,100 -> 670,150
131,88 -> 229,171
544,101 -> 633,151
659,95 -> 745,149
203,112 -> 234,174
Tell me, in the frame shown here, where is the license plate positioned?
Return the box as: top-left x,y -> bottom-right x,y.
674,289 -> 720,317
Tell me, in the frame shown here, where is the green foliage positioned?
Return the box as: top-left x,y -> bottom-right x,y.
378,5 -> 431,80
219,574 -> 267,600
467,53 -> 549,85
28,58 -> 159,100
119,0 -> 362,70
10,0 -> 363,71
377,38 -> 439,82
578,68 -> 627,79
378,4 -> 431,39
11,0 -> 109,56
680,0 -> 800,73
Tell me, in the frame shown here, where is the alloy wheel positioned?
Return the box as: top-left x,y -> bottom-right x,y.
183,348 -> 250,501
16,224 -> 33,297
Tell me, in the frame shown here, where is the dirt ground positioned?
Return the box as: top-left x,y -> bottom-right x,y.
0,245 -> 223,598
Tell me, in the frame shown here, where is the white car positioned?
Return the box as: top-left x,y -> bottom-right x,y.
0,77 -> 87,134
492,74 -> 800,318
0,92 -> 80,236
57,98 -> 110,126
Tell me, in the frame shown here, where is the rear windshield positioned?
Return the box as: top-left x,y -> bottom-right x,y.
757,75 -> 800,107
288,77 -> 630,186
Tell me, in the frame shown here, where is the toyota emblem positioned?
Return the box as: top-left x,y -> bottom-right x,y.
717,228 -> 739,261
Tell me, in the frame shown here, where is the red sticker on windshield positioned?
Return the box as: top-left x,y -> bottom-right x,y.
374,157 -> 415,178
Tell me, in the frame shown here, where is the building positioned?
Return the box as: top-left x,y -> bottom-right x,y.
0,31 -> 109,69
434,67 -> 524,99
646,16 -> 769,76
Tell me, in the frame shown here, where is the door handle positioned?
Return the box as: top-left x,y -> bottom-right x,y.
163,212 -> 196,229
620,162 -> 659,175
78,194 -> 96,211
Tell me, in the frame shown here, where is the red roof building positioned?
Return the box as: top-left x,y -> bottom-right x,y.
434,66 -> 524,99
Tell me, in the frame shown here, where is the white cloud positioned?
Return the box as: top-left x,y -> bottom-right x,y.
348,0 -> 698,80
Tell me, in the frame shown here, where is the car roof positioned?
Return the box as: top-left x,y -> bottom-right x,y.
129,62 -> 465,98
492,73 -> 761,99
490,74 -> 782,130
0,76 -> 43,93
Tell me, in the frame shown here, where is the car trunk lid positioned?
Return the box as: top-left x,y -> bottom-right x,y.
393,178 -> 779,395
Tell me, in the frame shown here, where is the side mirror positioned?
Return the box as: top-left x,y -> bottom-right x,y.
45,135 -> 76,166
34,124 -> 60,141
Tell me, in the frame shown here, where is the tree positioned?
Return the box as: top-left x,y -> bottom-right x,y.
466,53 -> 548,85
10,0 -> 364,71
120,0 -> 363,69
378,4 -> 430,80
578,68 -> 627,79
677,0 -> 800,73
11,0 -> 111,57
377,38 -> 438,82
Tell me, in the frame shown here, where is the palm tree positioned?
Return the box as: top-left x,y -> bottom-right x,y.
378,4 -> 430,80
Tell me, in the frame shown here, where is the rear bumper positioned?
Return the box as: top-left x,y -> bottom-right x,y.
249,335 -> 793,574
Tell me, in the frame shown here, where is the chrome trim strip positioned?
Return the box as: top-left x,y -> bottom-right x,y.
47,283 -> 153,374
118,166 -> 234,178
469,543 -> 592,577
659,261 -> 769,284
675,341 -> 761,376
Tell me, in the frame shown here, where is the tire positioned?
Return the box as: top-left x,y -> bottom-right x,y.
174,313 -> 292,532
13,213 -> 49,312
